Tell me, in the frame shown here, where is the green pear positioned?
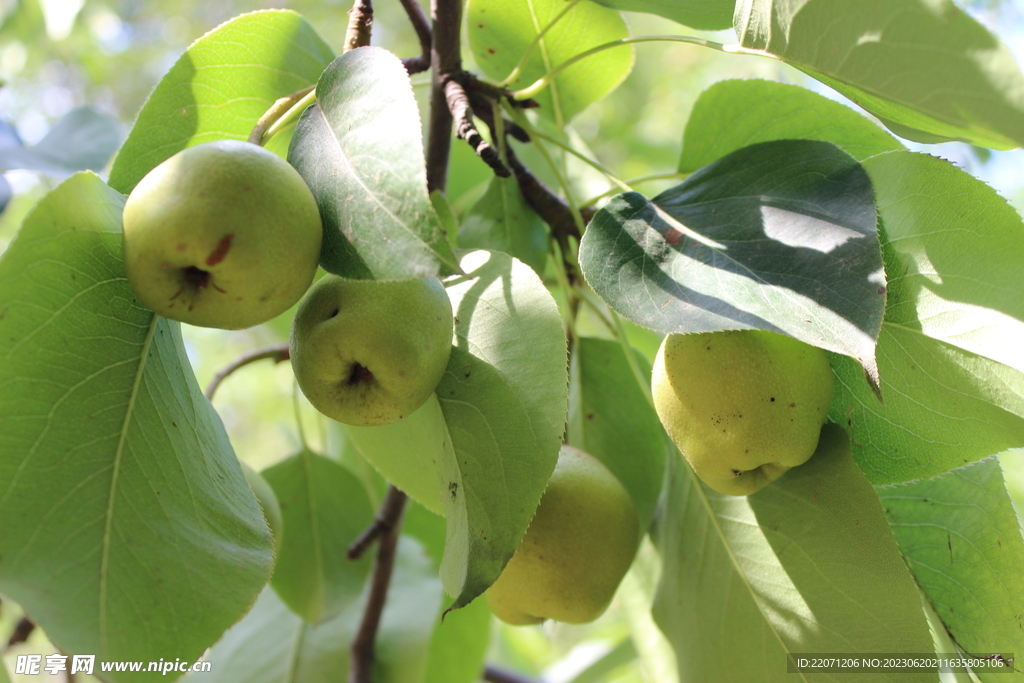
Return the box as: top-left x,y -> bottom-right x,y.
652,329 -> 834,496
289,274 -> 453,427
122,140 -> 322,329
485,445 -> 640,625
239,460 -> 283,555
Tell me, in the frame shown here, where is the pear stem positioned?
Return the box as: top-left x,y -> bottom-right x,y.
247,86 -> 316,146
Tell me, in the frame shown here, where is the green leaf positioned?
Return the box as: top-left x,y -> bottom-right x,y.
654,425 -> 935,682
580,139 -> 885,386
458,175 -> 548,275
734,0 -> 1024,149
346,397 -> 450,516
288,47 -> 459,280
590,0 -> 734,30
468,0 -> 634,123
185,536 -> 443,683
422,595 -> 492,683
877,458 -> 1024,682
567,336 -> 666,531
0,107 -> 120,176
0,173 -> 273,679
435,249 -> 567,608
828,152 -> 1024,484
262,450 -> 375,623
349,250 -> 566,608
108,9 -> 334,193
679,79 -> 902,173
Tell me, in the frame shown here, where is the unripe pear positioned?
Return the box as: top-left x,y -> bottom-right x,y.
289,274 -> 453,427
652,329 -> 834,496
485,445 -> 640,625
122,140 -> 322,329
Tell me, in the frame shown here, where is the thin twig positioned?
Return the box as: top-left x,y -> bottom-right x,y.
348,489 -> 408,683
344,0 -> 374,52
204,343 -> 291,401
398,0 -> 432,74
347,485 -> 408,560
247,86 -> 316,145
444,77 -> 509,177
483,665 -> 545,683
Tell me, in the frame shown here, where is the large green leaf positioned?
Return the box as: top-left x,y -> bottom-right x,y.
288,47 -> 458,280
436,250 -> 567,608
108,10 -> 334,193
347,250 -> 567,609
591,0 -> 734,30
467,0 -> 634,123
579,139 -> 884,386
877,458 -> 1024,682
567,336 -> 666,531
679,79 -> 902,173
0,173 -> 272,680
184,536 -> 443,683
458,175 -> 548,275
829,152 -> 1024,484
262,450 -> 374,623
654,425 -> 935,682
734,0 -> 1024,149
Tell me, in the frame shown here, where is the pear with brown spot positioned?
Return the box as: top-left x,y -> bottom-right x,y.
122,139 -> 322,329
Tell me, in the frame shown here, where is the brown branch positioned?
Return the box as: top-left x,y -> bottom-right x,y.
7,616 -> 34,647
344,0 -> 374,52
398,0 -> 432,74
483,665 -> 545,683
204,343 -> 291,401
347,485 -> 408,560
445,77 -> 509,177
348,488 -> 408,683
247,86 -> 316,145
424,0 -> 462,193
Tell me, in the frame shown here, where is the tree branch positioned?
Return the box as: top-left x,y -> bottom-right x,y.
347,485 -> 408,560
424,0 -> 462,192
348,488 -> 408,683
444,77 -> 509,177
344,0 -> 374,52
204,343 -> 291,402
398,0 -> 432,74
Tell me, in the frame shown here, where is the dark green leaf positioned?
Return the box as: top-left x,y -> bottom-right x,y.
654,425 -> 935,682
568,337 -> 666,531
735,0 -> 1024,149
679,79 -> 902,173
288,47 -> 459,280
0,107 -> 120,176
468,0 -> 633,123
591,0 -> 734,30
0,173 -> 272,680
262,450 -> 374,623
877,457 -> 1024,682
580,139 -> 884,387
108,10 -> 334,193
458,175 -> 548,275
829,151 -> 1024,484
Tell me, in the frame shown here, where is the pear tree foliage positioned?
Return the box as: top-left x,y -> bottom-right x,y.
1,1 -> 1024,682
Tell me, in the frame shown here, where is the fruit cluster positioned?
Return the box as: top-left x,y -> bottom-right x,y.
121,141 -> 835,630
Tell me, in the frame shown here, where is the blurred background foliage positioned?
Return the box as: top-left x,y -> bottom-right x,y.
1,0 -> 1024,680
